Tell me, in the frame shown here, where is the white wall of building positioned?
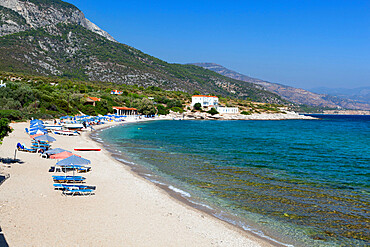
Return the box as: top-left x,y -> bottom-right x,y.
216,106 -> 239,114
191,95 -> 219,108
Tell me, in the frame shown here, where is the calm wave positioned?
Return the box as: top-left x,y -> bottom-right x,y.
95,116 -> 370,246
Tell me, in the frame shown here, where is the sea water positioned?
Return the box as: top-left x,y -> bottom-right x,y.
93,116 -> 370,246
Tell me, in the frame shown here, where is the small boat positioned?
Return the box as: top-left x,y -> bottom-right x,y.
62,123 -> 84,130
74,148 -> 101,151
43,125 -> 63,131
54,130 -> 79,136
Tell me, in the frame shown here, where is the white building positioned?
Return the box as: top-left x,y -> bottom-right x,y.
217,106 -> 239,114
191,95 -> 239,114
111,90 -> 123,95
191,95 -> 219,108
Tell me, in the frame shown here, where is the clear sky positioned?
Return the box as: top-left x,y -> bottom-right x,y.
67,0 -> 369,89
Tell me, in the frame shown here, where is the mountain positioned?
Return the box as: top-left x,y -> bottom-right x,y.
0,0 -> 285,104
190,63 -> 370,110
311,87 -> 370,105
0,0 -> 115,41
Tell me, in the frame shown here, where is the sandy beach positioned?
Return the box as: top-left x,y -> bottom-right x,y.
0,119 -> 275,247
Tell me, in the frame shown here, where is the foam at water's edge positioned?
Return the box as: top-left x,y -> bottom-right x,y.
168,185 -> 191,197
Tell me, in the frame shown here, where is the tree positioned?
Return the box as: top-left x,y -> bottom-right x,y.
0,118 -> 11,144
133,98 -> 156,115
194,103 -> 201,110
156,104 -> 169,115
207,108 -> 219,115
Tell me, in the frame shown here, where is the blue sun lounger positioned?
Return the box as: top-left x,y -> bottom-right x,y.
53,184 -> 96,190
17,143 -> 37,153
54,184 -> 95,196
52,176 -> 86,183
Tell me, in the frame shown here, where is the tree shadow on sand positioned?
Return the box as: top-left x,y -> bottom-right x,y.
0,158 -> 24,165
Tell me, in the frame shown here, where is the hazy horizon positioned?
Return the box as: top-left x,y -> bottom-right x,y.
68,0 -> 369,89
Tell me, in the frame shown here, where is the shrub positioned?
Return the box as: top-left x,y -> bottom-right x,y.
193,103 -> 201,110
0,109 -> 23,121
156,104 -> 169,115
207,108 -> 218,115
241,111 -> 252,115
171,107 -> 184,113
0,118 -> 11,143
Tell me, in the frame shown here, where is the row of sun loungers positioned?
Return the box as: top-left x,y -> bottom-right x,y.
53,184 -> 95,196
25,119 -> 97,196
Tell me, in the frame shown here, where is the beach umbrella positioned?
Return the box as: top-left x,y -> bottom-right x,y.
56,155 -> 91,166
30,119 -> 43,124
50,151 -> 79,160
30,124 -> 45,129
44,148 -> 70,155
29,129 -> 47,135
56,155 -> 90,176
29,127 -> 46,132
30,133 -> 44,139
34,134 -> 56,143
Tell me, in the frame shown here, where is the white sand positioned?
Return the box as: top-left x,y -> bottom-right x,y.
0,120 -> 274,247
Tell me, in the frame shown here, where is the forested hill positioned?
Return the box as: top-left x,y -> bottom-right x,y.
0,0 -> 286,104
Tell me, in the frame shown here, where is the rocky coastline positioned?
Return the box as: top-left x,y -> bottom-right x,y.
168,110 -> 317,120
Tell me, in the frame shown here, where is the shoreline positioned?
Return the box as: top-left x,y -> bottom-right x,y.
90,120 -> 295,247
0,119 -> 275,246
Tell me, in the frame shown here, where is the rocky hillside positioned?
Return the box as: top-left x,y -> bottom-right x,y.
0,0 -> 115,41
311,87 -> 370,105
0,1 -> 285,104
191,63 -> 370,110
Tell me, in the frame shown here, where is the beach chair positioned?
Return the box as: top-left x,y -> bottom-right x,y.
52,175 -> 86,183
62,188 -> 94,196
17,143 -> 37,153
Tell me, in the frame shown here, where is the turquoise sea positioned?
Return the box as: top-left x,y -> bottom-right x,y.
93,115 -> 370,246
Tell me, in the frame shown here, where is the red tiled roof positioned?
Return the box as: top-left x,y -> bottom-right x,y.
88,97 -> 101,101
113,106 -> 138,110
192,95 -> 218,98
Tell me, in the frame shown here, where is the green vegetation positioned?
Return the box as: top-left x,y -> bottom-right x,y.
0,71 -> 190,119
193,103 -> 202,110
241,111 -> 252,115
207,108 -> 219,115
0,118 -> 11,144
0,6 -> 29,27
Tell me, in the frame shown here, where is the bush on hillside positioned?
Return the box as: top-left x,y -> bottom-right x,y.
207,108 -> 219,115
241,111 -> 252,115
0,118 -> 11,143
193,103 -> 201,110
0,109 -> 23,121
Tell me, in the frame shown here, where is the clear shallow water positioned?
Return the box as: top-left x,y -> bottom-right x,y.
95,116 -> 370,246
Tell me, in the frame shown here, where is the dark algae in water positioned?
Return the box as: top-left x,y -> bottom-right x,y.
97,116 -> 370,246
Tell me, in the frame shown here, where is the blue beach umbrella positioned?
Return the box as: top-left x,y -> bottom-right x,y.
56,155 -> 91,166
31,119 -> 43,124
29,129 -> 48,135
44,148 -> 70,155
34,134 -> 56,142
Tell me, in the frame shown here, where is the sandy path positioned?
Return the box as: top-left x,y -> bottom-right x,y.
0,121 -> 273,247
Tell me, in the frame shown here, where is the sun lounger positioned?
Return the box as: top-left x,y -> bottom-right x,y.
52,175 -> 86,183
17,143 -> 37,153
53,184 -> 95,196
62,188 -> 94,196
53,184 -> 96,190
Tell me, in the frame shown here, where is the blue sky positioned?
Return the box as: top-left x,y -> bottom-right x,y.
68,0 -> 369,89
